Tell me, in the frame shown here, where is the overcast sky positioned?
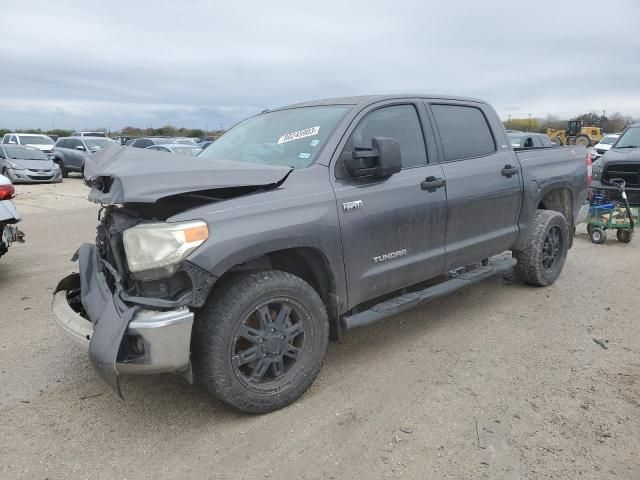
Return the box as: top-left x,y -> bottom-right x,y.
1,0 -> 639,131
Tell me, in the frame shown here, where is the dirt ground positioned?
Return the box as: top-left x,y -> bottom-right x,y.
1,178 -> 639,479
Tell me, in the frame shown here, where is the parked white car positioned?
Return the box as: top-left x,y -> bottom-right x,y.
591,134 -> 620,160
2,133 -> 55,158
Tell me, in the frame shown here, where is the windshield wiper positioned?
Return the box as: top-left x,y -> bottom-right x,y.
615,145 -> 639,149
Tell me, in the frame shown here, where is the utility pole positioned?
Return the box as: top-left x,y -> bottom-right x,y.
508,115 -> 511,128
220,121 -> 224,134
528,113 -> 532,131
602,109 -> 606,128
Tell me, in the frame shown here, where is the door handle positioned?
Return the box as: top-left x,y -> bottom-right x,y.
421,176 -> 445,192
501,165 -> 519,178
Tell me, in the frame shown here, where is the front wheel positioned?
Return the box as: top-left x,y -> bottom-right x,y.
590,227 -> 606,244
192,270 -> 329,413
55,160 -> 68,178
513,210 -> 569,286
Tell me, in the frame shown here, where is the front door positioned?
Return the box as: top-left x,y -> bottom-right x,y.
427,101 -> 523,269
333,102 -> 447,309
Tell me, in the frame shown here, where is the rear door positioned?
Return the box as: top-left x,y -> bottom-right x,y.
333,101 -> 447,309
426,101 -> 523,269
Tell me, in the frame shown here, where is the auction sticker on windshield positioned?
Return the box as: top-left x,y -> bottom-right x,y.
278,126 -> 320,144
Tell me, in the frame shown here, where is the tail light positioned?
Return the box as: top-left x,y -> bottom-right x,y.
586,152 -> 592,188
0,184 -> 15,200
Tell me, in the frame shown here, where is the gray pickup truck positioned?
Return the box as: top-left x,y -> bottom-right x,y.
52,94 -> 590,413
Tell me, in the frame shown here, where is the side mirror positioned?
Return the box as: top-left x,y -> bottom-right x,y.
344,137 -> 402,178
75,145 -> 86,151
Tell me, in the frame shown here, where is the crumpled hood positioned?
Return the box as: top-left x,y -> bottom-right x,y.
84,145 -> 293,204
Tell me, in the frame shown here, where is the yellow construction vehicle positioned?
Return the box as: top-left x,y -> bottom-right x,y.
546,120 -> 604,147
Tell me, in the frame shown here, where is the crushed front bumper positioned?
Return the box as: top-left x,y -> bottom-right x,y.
1,223 -> 24,255
52,244 -> 194,397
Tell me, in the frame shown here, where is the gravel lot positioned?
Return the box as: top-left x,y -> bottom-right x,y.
1,179 -> 639,479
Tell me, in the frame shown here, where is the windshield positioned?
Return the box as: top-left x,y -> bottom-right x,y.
614,127 -> 640,148
600,135 -> 619,145
171,146 -> 202,156
19,135 -> 54,146
84,138 -> 115,150
507,134 -> 522,146
173,138 -> 199,146
5,146 -> 48,160
199,106 -> 349,168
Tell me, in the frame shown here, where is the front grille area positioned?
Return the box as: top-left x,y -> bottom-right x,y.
603,162 -> 640,188
28,175 -> 55,180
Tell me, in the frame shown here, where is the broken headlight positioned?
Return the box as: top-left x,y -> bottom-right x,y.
123,220 -> 209,278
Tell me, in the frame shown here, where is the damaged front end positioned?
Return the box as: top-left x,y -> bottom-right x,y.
53,147 -> 293,396
53,206 -> 215,397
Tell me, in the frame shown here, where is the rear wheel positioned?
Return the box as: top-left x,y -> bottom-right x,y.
513,210 -> 569,286
590,227 -> 606,244
574,135 -> 591,147
192,270 -> 329,413
616,229 -> 633,243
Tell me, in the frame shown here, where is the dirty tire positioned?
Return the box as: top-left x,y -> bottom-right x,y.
192,270 -> 329,414
55,160 -> 68,178
574,135 -> 591,147
590,227 -> 606,244
616,229 -> 633,243
513,210 -> 569,286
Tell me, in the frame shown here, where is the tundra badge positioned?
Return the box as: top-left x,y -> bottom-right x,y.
343,200 -> 363,212
373,249 -> 407,264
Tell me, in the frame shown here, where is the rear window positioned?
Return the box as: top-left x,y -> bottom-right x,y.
430,104 -> 496,161
17,135 -> 54,146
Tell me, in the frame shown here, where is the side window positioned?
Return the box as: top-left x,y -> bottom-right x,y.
10,135 -> 18,144
524,137 -> 533,148
348,105 -> 427,168
532,136 -> 544,147
540,136 -> 551,147
430,104 -> 496,161
2,134 -> 8,144
70,139 -> 82,149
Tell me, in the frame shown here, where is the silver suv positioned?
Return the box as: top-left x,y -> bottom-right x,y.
52,136 -> 117,177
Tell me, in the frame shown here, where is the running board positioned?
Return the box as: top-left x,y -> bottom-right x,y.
342,256 -> 516,330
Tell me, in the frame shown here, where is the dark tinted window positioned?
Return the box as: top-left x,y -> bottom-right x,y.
132,139 -> 152,148
523,137 -> 533,148
430,104 -> 495,161
348,105 -> 427,168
